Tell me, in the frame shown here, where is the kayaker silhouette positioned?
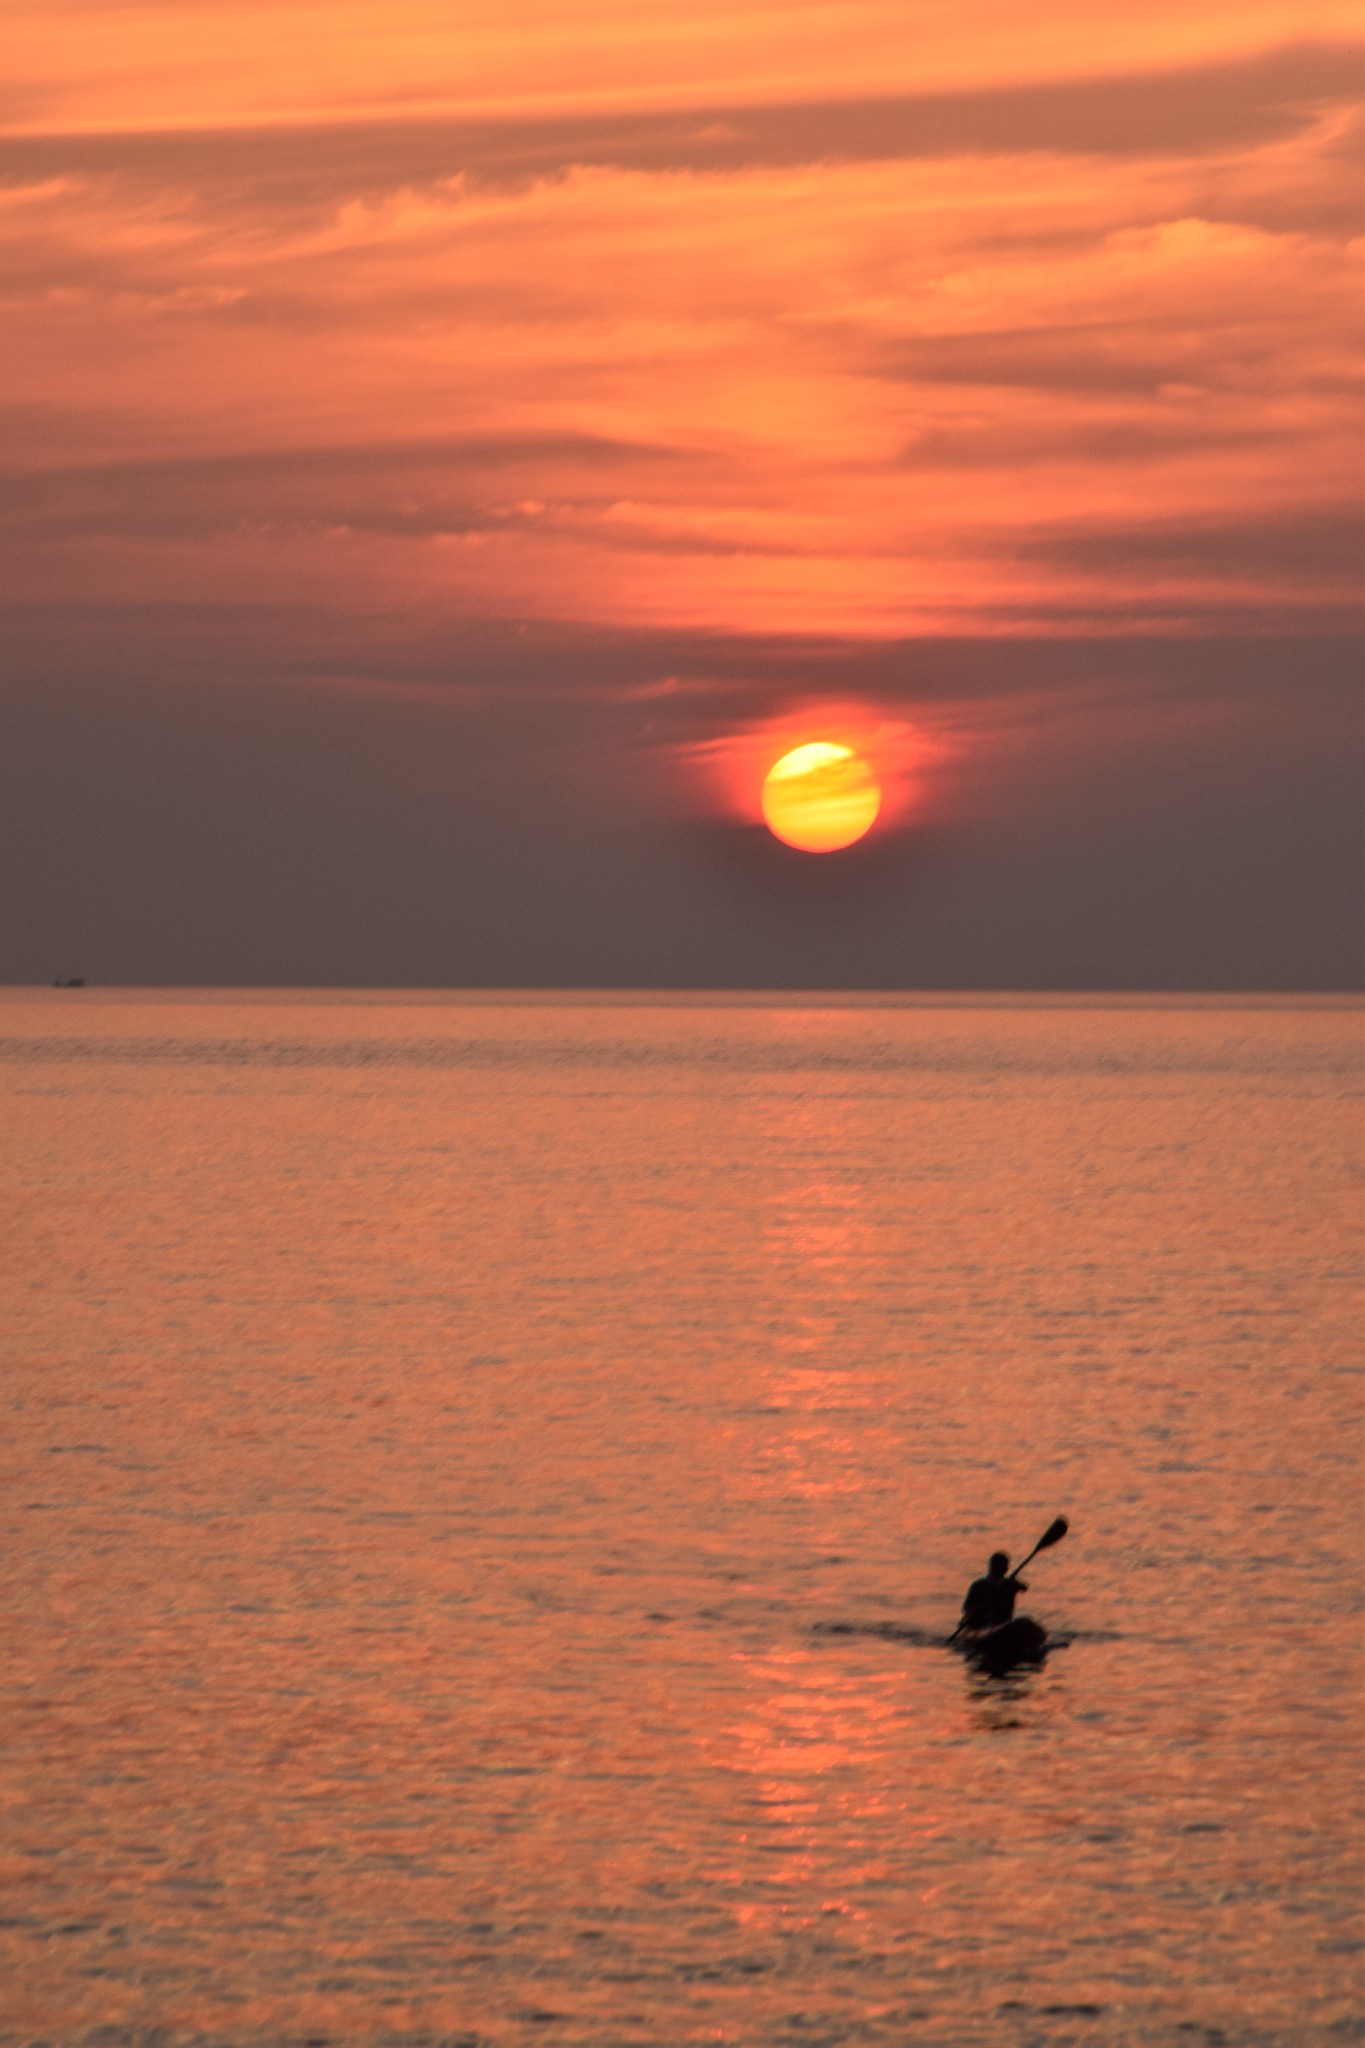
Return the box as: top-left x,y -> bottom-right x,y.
960,1551 -> 1026,1632
946,1519 -> 1068,1665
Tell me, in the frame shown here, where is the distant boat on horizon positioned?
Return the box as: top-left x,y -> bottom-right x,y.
53,975 -> 86,988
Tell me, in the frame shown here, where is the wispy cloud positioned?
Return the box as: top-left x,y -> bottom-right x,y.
2,42 -> 1354,194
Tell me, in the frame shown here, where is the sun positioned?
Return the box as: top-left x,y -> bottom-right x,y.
760,742 -> 881,852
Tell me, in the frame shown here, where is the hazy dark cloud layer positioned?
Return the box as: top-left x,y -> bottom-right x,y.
3,630 -> 1359,989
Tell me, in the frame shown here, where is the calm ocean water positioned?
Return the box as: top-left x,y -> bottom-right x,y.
1,990 -> 1360,2048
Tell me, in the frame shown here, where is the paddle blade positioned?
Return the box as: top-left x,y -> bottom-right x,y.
1035,1516 -> 1069,1551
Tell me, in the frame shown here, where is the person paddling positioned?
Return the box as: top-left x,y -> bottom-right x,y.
947,1518 -> 1069,1651
960,1551 -> 1026,1633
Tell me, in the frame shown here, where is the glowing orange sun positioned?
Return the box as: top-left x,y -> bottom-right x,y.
760,742 -> 881,852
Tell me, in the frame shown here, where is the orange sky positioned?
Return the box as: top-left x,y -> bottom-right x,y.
0,2 -> 1360,980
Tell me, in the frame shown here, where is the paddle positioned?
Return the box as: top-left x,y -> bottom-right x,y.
1011,1515 -> 1069,1577
947,1516 -> 1068,1641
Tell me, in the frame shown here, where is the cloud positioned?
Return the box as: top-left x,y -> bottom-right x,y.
3,84 -> 1353,636
1,43 -> 1356,205
0,432 -> 693,543
1019,504 -> 1364,584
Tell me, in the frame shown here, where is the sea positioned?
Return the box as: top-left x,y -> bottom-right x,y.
1,989 -> 1360,2048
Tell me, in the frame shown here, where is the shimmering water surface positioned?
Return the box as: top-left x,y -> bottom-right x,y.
1,991 -> 1360,2048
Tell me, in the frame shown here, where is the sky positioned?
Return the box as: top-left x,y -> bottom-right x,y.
1,0 -> 1360,988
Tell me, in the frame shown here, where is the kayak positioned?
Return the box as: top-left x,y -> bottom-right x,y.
955,1615 -> 1049,1672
